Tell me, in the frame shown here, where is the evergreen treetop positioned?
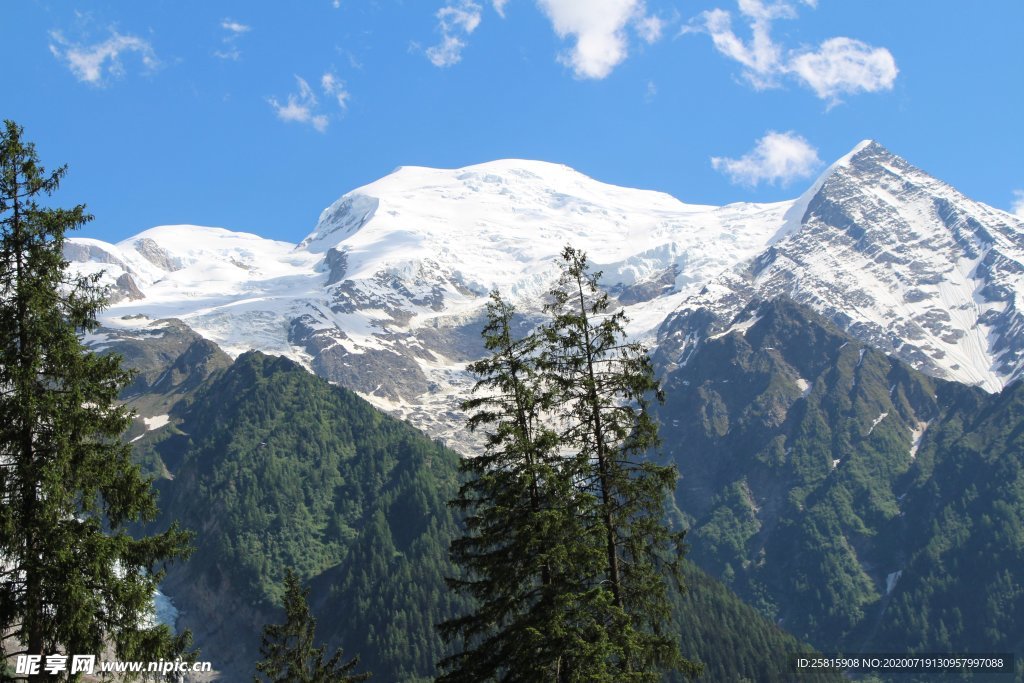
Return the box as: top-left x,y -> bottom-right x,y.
439,248 -> 701,681
541,246 -> 700,680
0,120 -> 192,680
255,568 -> 370,683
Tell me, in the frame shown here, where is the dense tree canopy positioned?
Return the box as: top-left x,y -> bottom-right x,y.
0,121 -> 191,680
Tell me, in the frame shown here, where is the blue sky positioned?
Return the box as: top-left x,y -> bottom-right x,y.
4,1 -> 1022,243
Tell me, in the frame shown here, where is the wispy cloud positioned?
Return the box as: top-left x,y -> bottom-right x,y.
711,130 -> 822,187
269,72 -> 350,132
214,18 -> 251,61
492,0 -> 510,18
645,79 -> 657,102
49,29 -> 158,85
321,71 -> 351,110
269,76 -> 329,132
1012,190 -> 1024,219
426,1 -> 482,67
221,20 -> 250,34
536,0 -> 664,79
688,0 -> 897,105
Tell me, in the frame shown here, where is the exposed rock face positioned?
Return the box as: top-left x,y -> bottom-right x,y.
65,145 -> 1024,450
114,272 -> 145,301
132,236 -> 183,271
323,246 -> 348,286
63,240 -> 127,267
657,142 -> 1024,392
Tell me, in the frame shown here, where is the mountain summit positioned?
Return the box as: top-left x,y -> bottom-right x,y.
659,141 -> 1024,392
66,142 -> 1024,447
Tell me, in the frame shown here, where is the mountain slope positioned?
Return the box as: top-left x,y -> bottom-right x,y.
127,347 -> 841,682
67,144 -> 1024,451
658,297 -> 1024,670
151,351 -> 467,681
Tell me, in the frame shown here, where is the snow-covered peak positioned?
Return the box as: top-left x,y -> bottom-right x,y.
300,158 -> 720,258
296,159 -> 786,325
659,141 -> 1024,392
64,143 -> 1024,448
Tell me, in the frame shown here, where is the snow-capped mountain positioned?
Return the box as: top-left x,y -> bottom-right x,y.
65,143 -> 1024,447
657,141 -> 1024,392
67,160 -> 792,445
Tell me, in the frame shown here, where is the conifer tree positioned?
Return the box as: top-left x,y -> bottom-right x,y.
255,568 -> 370,683
441,266 -> 702,681
437,292 -> 604,682
540,245 -> 701,680
0,121 -> 192,679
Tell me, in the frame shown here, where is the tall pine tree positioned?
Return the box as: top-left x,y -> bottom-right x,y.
0,121 -> 192,679
540,246 -> 701,680
255,568 -> 370,683
437,292 -> 604,682
441,250 -> 701,681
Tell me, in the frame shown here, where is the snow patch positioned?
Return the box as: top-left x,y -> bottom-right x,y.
143,415 -> 170,430
708,315 -> 762,340
886,570 -> 903,595
867,412 -> 889,435
909,420 -> 929,459
146,588 -> 179,631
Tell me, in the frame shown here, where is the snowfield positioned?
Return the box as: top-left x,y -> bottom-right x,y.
66,143 -> 1024,449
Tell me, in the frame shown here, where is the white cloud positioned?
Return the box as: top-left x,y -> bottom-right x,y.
427,35 -> 469,68
214,18 -> 252,61
711,130 -> 822,187
426,1 -> 482,67
690,0 -> 794,89
635,14 -> 664,44
49,30 -> 158,85
221,20 -> 251,34
321,71 -> 351,109
789,37 -> 898,104
492,0 -> 510,18
1012,190 -> 1024,219
645,79 -> 657,102
269,72 -> 350,132
268,76 -> 329,133
536,0 -> 663,79
689,0 -> 897,104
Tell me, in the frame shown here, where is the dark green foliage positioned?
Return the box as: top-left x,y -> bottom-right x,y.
659,299 -> 951,641
441,249 -> 701,681
152,351 -> 466,681
0,121 -> 192,677
669,560 -> 844,683
541,246 -> 700,680
255,568 -> 370,683
437,291 -> 605,682
135,332 -> 839,681
658,296 -> 1024,676
865,379 -> 1024,675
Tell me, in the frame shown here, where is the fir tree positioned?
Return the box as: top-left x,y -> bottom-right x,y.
441,260 -> 702,681
540,245 -> 701,680
0,121 -> 192,679
255,568 -> 370,683
437,292 -> 603,682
